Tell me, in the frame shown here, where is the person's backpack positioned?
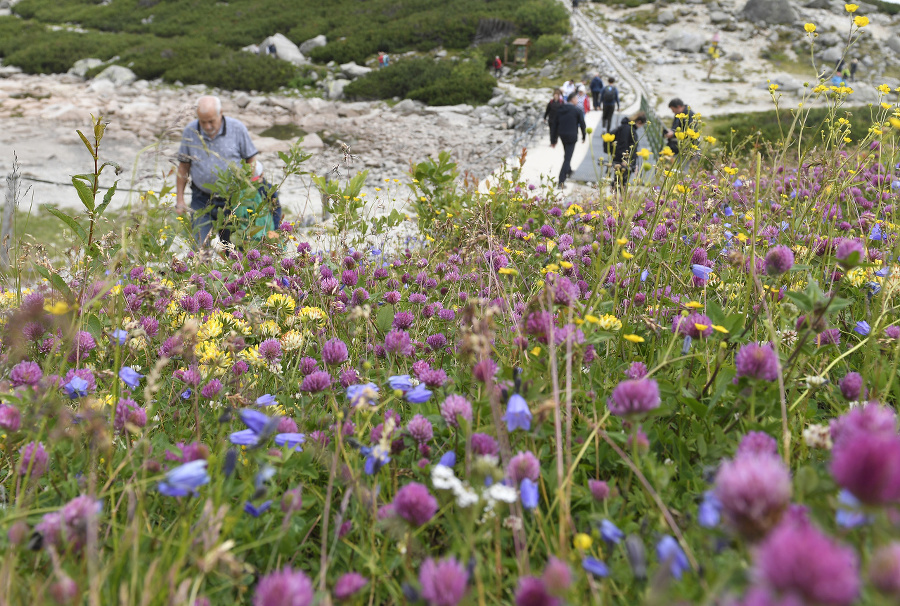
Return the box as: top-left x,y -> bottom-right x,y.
601,86 -> 617,104
494,58 -> 502,69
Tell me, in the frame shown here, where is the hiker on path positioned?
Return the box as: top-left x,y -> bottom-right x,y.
590,73 -> 604,110
664,97 -> 696,156
551,92 -> 586,190
176,95 -> 262,245
600,77 -> 620,133
609,113 -> 647,192
850,57 -> 859,80
575,82 -> 588,114
493,56 -> 503,77
561,79 -> 576,100
544,89 -> 565,145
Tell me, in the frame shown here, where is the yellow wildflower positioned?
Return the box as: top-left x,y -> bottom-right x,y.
854,15 -> 868,27
685,301 -> 703,309
623,334 -> 645,343
712,325 -> 729,334
44,301 -> 72,315
498,267 -> 518,276
530,346 -> 542,356
597,314 -> 623,331
879,84 -> 891,95
602,133 -> 616,143
845,3 -> 858,11
574,533 -> 593,551
804,23 -> 816,32
616,237 -> 628,245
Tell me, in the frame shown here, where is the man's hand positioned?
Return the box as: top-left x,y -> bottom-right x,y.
175,194 -> 187,215
551,143 -> 556,148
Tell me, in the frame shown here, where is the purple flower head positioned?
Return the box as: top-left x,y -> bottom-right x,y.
838,372 -> 864,401
18,441 -> 49,478
440,395 -> 472,428
869,543 -> 900,597
300,371 -> 332,393
737,431 -> 779,457
407,414 -> 433,444
714,452 -> 791,539
174,366 -> 202,386
734,343 -> 779,381
393,482 -> 438,527
765,245 -> 794,276
672,313 -> 713,339
258,339 -> 282,363
504,393 -> 532,431
589,479 -> 610,501
754,511 -> 860,606
60,495 -> 102,551
419,557 -> 468,606
656,535 -> 690,580
830,430 -> 900,505
158,460 -> 209,497
426,333 -> 447,351
624,362 -> 648,380
835,239 -> 865,269
299,357 -> 318,375
508,451 -> 540,484
10,361 -> 42,387
119,366 -> 143,389
541,557 -> 571,595
830,403 -> 897,445
392,311 -> 414,330
472,358 -> 498,383
515,577 -> 559,606
0,404 -> 21,431
322,338 -> 349,365
471,433 -> 499,456
608,378 -> 660,417
200,379 -> 222,399
334,572 -> 368,601
253,567 -> 314,606
384,329 -> 414,356
816,328 -> 841,346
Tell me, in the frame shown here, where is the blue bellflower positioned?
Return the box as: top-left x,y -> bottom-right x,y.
230,409 -> 305,451
63,376 -> 89,399
438,451 -> 456,467
656,535 -> 690,580
119,366 -> 143,389
405,383 -> 432,403
244,500 -> 273,517
582,557 -> 609,577
520,478 -> 539,510
255,394 -> 277,407
158,460 -> 209,497
836,489 -> 872,528
698,491 -> 722,528
691,264 -> 713,280
503,393 -> 532,432
347,382 -> 379,406
111,329 -> 129,345
600,519 -> 624,544
388,375 -> 414,391
361,444 -> 390,475
854,321 -> 871,336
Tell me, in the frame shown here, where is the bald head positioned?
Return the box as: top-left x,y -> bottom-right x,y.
197,96 -> 223,138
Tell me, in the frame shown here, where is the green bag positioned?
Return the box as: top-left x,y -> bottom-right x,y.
232,183 -> 275,241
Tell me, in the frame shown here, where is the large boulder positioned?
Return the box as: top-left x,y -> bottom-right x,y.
392,99 -> 422,115
327,78 -> 350,100
94,65 -> 137,86
339,61 -> 372,79
69,58 -> 103,78
710,11 -> 731,23
741,0 -> 797,25
820,46 -> 843,63
663,29 -> 705,53
299,35 -> 327,55
888,35 -> 900,54
658,8 -> 676,24
260,33 -> 308,66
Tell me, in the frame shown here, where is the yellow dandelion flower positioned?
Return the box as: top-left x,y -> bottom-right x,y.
712,325 -> 729,334
498,267 -> 518,276
530,346 -> 542,356
685,301 -> 703,309
44,301 -> 72,315
845,3 -> 858,11
854,15 -> 868,27
804,23 -> 816,32
602,133 -> 616,143
623,334 -> 645,343
574,533 -> 593,551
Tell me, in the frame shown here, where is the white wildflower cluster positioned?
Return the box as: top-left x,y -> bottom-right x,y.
430,457 -> 517,512
804,375 -> 828,388
802,423 -> 833,450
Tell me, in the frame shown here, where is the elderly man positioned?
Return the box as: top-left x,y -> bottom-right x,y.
176,95 -> 259,245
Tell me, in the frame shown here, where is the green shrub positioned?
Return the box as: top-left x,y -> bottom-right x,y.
513,0 -> 569,38
163,52 -> 297,91
344,57 -> 495,105
530,34 -> 566,63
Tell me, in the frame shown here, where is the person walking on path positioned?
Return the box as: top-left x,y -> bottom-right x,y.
575,82 -> 588,114
493,56 -> 503,77
551,92 -> 586,189
544,89 -> 565,145
850,57 -> 859,80
176,95 -> 260,246
561,79 -> 576,100
600,77 -> 620,133
609,113 -> 647,192
590,73 -> 604,110
664,97 -> 696,156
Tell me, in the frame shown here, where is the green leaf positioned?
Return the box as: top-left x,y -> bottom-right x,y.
376,304 -> 394,333
71,177 -> 96,212
785,291 -> 812,312
85,314 -> 104,339
44,206 -> 87,245
32,265 -> 72,301
76,130 -> 95,158
96,182 -> 118,217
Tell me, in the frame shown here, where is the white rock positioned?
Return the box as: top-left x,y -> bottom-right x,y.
299,34 -> 327,55
663,30 -> 705,53
658,8 -> 676,24
301,133 -> 325,149
339,62 -> 372,79
327,79 -> 350,100
234,92 -> 251,108
260,33 -> 308,66
888,36 -> 900,55
88,79 -> 117,96
94,65 -> 137,86
392,99 -> 421,115
69,58 -> 103,78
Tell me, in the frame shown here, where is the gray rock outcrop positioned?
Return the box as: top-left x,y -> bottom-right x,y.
299,35 -> 327,55
741,0 -> 798,25
94,65 -> 137,86
339,62 -> 372,79
663,30 -> 705,53
69,58 -> 103,78
260,33 -> 308,66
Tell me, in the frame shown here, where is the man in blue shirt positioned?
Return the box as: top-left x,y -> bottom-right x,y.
176,96 -> 259,245
590,73 -> 604,111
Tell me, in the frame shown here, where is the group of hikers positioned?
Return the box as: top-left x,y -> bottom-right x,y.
543,73 -> 696,192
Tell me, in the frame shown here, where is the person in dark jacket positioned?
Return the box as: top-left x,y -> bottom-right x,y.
590,73 -> 604,110
609,113 -> 647,192
551,92 -> 586,189
664,98 -> 696,155
600,77 -> 620,133
544,89 -> 564,145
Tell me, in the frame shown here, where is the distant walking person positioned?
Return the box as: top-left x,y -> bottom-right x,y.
610,113 -> 647,192
590,73 -> 604,110
664,97 -> 696,155
544,89 -> 565,145
552,92 -> 586,189
561,79 -> 576,99
850,57 -> 859,80
600,77 -> 620,133
493,56 -> 503,77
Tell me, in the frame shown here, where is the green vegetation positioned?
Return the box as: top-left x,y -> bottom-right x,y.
344,58 -> 496,106
706,105 -> 874,156
0,0 -> 570,94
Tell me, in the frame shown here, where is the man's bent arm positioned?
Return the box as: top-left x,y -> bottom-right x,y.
176,161 -> 190,211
